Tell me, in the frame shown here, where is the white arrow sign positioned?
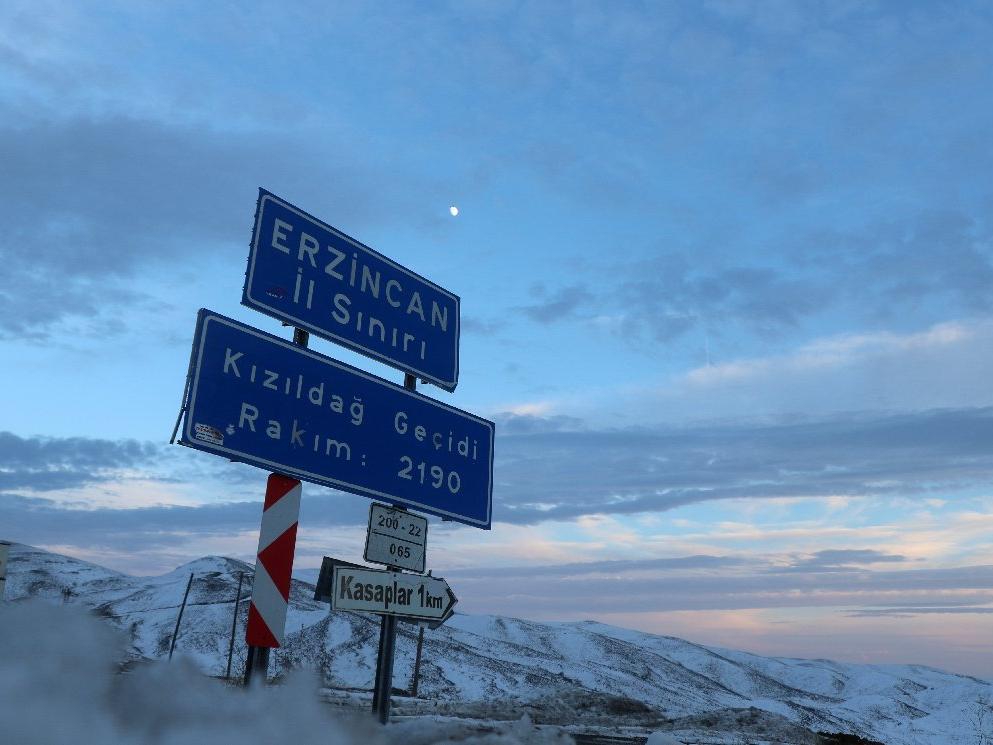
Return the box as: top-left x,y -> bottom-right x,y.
331,565 -> 457,621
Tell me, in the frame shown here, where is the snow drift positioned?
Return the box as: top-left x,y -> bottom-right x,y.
3,543 -> 992,744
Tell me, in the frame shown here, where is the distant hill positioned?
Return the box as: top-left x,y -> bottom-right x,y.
3,543 -> 990,744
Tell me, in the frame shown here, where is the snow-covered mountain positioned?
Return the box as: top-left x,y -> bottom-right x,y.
4,543 -> 990,744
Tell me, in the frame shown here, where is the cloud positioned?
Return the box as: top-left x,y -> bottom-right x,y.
493,412 -> 585,434
447,548 -> 993,616
523,260 -> 798,347
781,549 -> 907,572
0,488 -> 376,560
0,431 -> 158,491
847,606 -> 993,618
3,405 -> 991,543
801,210 -> 993,318
608,258 -> 831,342
0,113 -> 441,340
451,554 -> 745,579
4,2 -> 992,350
493,407 -> 993,524
518,284 -> 596,323
683,322 -> 973,387
517,210 -> 992,348
0,493 -> 255,549
574,317 -> 993,424
0,432 -> 376,555
845,605 -> 993,618
460,317 -> 507,335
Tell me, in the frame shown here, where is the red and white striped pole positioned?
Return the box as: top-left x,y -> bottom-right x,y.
244,473 -> 301,684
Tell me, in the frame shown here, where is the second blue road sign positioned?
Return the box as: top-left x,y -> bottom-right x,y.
178,309 -> 493,528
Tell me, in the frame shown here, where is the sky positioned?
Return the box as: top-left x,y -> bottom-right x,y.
1,1 -> 992,678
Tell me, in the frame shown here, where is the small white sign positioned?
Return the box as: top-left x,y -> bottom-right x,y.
364,503 -> 427,573
331,565 -> 456,621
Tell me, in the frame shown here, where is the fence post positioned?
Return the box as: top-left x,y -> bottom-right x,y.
226,571 -> 245,679
410,626 -> 425,697
0,541 -> 10,601
168,573 -> 195,660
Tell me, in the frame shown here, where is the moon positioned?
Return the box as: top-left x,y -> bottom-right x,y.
449,205 -> 459,217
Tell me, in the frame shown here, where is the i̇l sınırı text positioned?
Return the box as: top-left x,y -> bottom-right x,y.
219,346 -> 479,492
270,218 -> 452,362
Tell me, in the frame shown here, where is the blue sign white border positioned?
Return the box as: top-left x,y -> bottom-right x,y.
242,188 -> 461,392
178,309 -> 492,529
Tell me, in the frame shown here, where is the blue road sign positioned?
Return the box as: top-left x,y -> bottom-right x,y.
179,310 -> 493,528
243,189 -> 460,391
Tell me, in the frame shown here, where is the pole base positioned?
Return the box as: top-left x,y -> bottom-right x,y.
243,645 -> 270,687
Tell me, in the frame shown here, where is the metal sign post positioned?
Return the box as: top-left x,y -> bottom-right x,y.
372,612 -> 398,723
372,373 -> 414,724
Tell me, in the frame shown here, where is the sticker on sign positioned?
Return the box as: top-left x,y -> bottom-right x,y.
364,503 -> 427,573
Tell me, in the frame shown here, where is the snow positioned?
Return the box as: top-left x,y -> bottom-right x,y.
646,734 -> 683,745
0,601 -> 574,744
3,542 -> 992,744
